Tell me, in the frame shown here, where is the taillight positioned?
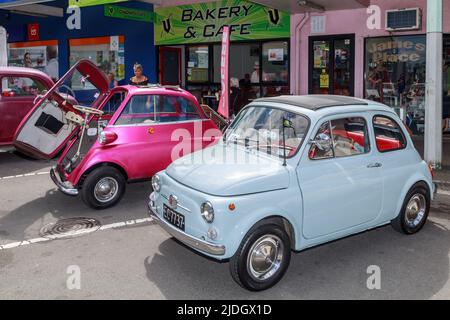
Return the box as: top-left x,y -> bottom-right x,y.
428,164 -> 434,178
98,131 -> 118,145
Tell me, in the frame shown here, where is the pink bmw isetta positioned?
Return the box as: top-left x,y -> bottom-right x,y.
14,60 -> 221,209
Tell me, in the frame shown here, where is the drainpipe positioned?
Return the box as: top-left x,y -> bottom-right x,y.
424,0 -> 443,169
0,26 -> 6,67
293,12 -> 310,95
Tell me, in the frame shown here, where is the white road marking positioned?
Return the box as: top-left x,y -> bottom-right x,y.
0,217 -> 154,251
0,171 -> 50,181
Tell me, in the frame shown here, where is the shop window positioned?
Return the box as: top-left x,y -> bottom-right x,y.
213,43 -> 260,84
373,115 -> 407,152
69,36 -> 125,88
8,40 -> 59,81
262,41 -> 289,83
364,35 -> 426,135
115,95 -> 201,125
1,76 -> 46,97
187,46 -> 209,83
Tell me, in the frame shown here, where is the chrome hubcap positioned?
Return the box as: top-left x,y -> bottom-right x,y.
404,194 -> 426,228
94,177 -> 119,203
247,235 -> 284,281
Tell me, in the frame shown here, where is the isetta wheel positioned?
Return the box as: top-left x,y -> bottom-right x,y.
391,182 -> 430,235
81,166 -> 126,210
229,224 -> 291,291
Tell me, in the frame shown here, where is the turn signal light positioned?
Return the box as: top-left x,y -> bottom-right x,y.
99,131 -> 118,145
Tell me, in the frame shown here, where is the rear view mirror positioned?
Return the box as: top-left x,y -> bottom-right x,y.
309,133 -> 333,152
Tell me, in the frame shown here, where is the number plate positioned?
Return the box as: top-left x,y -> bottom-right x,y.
163,204 -> 185,231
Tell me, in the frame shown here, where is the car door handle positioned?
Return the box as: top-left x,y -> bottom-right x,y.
367,163 -> 382,168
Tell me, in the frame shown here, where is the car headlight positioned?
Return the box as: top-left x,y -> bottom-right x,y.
201,201 -> 214,223
151,174 -> 161,192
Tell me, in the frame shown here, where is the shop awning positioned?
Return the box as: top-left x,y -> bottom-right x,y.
252,0 -> 370,13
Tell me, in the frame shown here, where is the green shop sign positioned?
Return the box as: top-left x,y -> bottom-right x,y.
68,0 -> 127,7
154,0 -> 290,45
104,4 -> 154,23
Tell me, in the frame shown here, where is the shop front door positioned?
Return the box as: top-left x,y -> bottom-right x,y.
159,47 -> 181,85
309,35 -> 355,96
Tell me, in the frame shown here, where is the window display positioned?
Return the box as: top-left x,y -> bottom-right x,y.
8,40 -> 59,81
365,35 -> 426,135
262,41 -> 289,83
187,46 -> 209,83
69,36 -> 125,89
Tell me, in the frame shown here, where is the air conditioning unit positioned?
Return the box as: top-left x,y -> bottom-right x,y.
385,8 -> 421,31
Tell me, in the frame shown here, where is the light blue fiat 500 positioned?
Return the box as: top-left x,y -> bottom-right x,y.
148,95 -> 435,291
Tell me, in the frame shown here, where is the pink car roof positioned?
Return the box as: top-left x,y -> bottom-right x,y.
0,66 -> 54,88
0,66 -> 52,79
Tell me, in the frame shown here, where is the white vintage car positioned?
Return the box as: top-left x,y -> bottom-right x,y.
148,95 -> 435,291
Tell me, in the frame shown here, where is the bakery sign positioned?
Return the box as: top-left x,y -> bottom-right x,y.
154,0 -> 290,45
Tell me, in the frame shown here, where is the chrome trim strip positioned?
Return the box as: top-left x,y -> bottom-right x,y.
148,204 -> 225,256
160,193 -> 191,212
50,167 -> 78,196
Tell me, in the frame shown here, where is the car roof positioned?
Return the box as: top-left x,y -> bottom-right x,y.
0,66 -> 52,80
254,95 -> 368,110
251,95 -> 396,117
119,84 -> 195,97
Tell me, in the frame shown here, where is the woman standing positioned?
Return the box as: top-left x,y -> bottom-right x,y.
108,72 -> 118,89
129,63 -> 149,86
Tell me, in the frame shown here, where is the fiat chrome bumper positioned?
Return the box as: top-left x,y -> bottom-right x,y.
50,167 -> 78,196
148,201 -> 225,256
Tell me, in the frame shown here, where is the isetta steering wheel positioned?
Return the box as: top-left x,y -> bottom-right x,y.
73,105 -> 104,116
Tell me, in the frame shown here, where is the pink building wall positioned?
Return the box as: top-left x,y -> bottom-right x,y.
290,0 -> 450,96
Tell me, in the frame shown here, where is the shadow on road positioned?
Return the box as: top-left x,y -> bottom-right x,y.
144,219 -> 450,299
0,151 -> 54,177
0,183 -> 149,244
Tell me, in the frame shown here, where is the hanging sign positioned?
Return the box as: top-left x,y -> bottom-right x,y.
154,0 -> 290,45
27,23 -> 40,41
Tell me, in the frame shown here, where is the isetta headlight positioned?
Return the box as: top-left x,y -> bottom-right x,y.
201,201 -> 214,223
151,174 -> 161,192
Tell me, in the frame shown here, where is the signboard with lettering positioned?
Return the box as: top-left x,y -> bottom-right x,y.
27,23 -> 40,41
154,0 -> 290,45
68,0 -> 126,7
104,4 -> 154,23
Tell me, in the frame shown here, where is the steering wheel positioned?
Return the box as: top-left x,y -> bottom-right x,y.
58,84 -> 76,101
73,105 -> 104,116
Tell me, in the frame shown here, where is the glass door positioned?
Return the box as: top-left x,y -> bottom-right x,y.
309,35 -> 354,96
159,46 -> 181,85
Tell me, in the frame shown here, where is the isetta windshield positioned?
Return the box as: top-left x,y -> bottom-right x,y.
225,106 -> 309,158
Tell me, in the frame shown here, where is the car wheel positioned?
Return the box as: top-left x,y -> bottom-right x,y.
391,182 -> 430,234
81,166 -> 126,210
229,224 -> 291,291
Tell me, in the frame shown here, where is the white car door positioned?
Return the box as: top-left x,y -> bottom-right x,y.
297,114 -> 384,239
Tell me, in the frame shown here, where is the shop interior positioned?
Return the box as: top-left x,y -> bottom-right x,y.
158,40 -> 289,116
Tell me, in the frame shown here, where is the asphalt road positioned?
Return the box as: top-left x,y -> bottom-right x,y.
1,150 -> 450,299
